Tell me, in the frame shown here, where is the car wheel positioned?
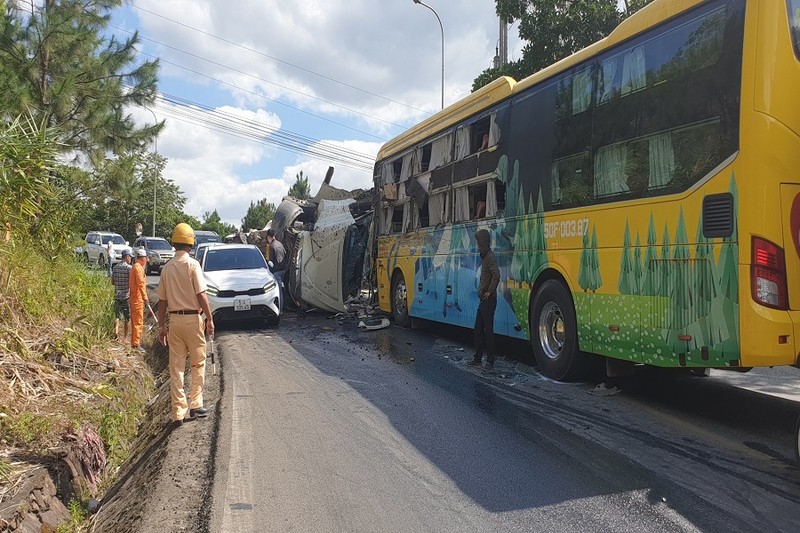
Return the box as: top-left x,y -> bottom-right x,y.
265,314 -> 280,327
529,279 -> 586,381
98,254 -> 106,270
83,253 -> 90,265
391,270 -> 410,328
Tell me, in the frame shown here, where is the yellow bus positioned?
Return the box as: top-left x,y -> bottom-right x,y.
373,0 -> 800,381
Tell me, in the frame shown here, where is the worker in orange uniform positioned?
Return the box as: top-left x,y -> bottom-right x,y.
157,223 -> 215,428
129,248 -> 149,353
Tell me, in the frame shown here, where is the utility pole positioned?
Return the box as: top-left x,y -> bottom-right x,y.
499,16 -> 508,67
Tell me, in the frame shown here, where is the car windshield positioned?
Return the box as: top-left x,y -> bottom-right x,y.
196,234 -> 221,245
147,239 -> 172,250
204,248 -> 267,272
102,235 -> 125,245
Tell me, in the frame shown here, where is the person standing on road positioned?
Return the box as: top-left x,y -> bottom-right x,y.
129,248 -> 149,353
265,228 -> 287,311
111,248 -> 133,343
157,223 -> 214,428
468,229 -> 500,371
106,238 -> 114,277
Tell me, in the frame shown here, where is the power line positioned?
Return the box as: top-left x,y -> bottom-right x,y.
138,49 -> 387,142
131,1 -> 431,116
109,24 -> 409,130
147,93 -> 376,173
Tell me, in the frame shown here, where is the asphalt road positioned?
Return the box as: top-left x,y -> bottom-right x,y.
207,312 -> 800,533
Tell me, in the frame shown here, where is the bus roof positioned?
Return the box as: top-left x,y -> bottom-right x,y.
375,76 -> 516,162
375,0 -> 704,165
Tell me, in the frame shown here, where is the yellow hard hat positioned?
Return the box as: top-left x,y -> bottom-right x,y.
172,223 -> 195,246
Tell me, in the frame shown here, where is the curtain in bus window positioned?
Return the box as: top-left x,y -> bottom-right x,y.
572,69 -> 592,114
454,186 -> 470,221
455,127 -> 471,160
398,181 -> 407,200
551,165 -> 563,204
598,57 -> 618,103
621,46 -> 646,96
382,207 -> 393,234
381,163 -> 394,185
400,152 -> 413,182
382,183 -> 398,200
429,192 -> 446,226
648,133 -> 676,189
488,112 -> 501,147
486,180 -> 497,218
411,202 -> 419,230
402,203 -> 411,233
413,146 -> 423,175
594,144 -> 630,197
430,134 -> 452,170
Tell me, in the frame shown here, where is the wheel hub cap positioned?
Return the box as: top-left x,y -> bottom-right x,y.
538,302 -> 565,360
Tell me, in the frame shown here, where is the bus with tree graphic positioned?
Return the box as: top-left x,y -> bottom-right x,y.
372,0 -> 800,385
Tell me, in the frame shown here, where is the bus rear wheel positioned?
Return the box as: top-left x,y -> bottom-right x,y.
391,271 -> 410,328
530,279 -> 585,381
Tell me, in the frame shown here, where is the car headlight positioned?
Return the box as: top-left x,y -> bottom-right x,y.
263,281 -> 276,292
207,286 -> 218,296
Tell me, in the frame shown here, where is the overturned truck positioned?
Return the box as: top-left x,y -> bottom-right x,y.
266,169 -> 373,314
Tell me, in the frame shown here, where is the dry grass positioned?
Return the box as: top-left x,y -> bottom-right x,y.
0,239 -> 154,506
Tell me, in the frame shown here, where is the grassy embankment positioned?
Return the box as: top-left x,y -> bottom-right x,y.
0,238 -> 154,531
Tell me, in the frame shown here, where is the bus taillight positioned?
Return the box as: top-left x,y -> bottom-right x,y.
751,237 -> 789,310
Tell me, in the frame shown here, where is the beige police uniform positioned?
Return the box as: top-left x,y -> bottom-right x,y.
157,250 -> 208,421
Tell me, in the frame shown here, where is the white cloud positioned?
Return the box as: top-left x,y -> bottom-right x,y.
124,1 -> 512,228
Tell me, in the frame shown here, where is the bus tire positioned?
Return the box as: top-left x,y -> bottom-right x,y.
391,270 -> 410,328
530,279 -> 585,381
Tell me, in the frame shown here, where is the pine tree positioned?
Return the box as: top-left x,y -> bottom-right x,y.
670,209 -> 691,332
618,221 -> 634,294
0,0 -> 160,159
288,170 -> 311,200
633,233 -> 643,296
589,225 -> 602,291
578,228 -> 591,291
642,214 -> 659,296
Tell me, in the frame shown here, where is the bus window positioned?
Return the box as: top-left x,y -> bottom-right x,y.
557,67 -> 594,118
417,200 -> 430,228
391,204 -> 405,234
551,153 -> 591,207
428,190 -> 448,226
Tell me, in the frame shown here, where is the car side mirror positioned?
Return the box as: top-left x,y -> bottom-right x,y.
125,241 -> 129,246
94,240 -> 101,245
268,260 -> 274,269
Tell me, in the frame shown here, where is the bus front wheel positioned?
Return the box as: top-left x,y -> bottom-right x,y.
530,279 -> 585,381
391,271 -> 410,328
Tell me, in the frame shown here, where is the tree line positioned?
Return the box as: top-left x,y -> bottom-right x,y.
0,0 -> 311,249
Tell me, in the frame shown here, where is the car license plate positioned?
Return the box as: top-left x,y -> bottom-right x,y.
234,298 -> 251,311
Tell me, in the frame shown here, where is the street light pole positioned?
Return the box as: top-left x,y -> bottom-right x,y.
145,107 -> 158,237
413,0 -> 444,109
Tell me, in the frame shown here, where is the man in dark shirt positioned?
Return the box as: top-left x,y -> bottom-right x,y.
266,228 -> 287,311
468,229 -> 500,371
111,248 -> 133,342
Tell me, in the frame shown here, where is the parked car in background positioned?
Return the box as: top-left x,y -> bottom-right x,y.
76,231 -> 128,268
194,241 -> 224,265
199,244 -> 281,326
132,236 -> 175,275
191,230 -> 221,256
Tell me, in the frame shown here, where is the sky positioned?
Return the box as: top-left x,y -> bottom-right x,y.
110,0 -> 524,228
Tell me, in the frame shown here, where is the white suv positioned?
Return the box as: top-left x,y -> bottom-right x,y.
132,236 -> 175,275
78,232 -> 128,268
